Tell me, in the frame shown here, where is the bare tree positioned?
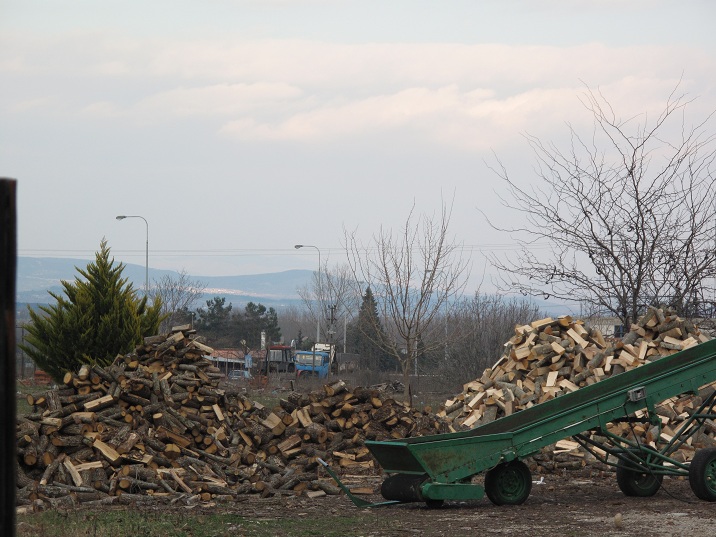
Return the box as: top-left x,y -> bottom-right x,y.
297,262 -> 362,347
486,84 -> 716,327
345,202 -> 469,403
275,304 -> 312,348
440,293 -> 542,388
151,269 -> 206,333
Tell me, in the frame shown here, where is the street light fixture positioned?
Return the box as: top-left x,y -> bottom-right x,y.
116,215 -> 149,293
295,244 -> 321,344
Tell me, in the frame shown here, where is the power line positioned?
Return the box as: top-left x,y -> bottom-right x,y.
19,242 -> 554,258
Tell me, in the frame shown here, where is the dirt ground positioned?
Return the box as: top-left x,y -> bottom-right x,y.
192,471 -> 716,537
17,470 -> 716,536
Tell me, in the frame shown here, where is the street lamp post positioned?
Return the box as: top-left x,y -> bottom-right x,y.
295,244 -> 322,376
116,215 -> 149,293
294,244 -> 321,344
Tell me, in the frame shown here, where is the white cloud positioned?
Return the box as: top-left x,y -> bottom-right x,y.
218,82 -> 666,151
95,60 -> 133,76
3,33 -> 715,153
133,82 -> 303,119
7,96 -> 58,113
80,101 -> 122,119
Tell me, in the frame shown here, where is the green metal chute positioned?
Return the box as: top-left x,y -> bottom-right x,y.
344,339 -> 716,506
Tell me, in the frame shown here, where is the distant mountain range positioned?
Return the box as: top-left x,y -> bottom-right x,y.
17,257 -> 311,309
16,257 -> 577,318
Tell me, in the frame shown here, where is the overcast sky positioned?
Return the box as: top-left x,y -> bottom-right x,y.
2,0 -> 715,292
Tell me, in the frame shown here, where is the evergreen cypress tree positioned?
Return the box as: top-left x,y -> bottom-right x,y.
20,239 -> 162,381
264,306 -> 281,343
351,286 -> 391,371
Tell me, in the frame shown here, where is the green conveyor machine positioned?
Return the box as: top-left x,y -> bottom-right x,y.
321,338 -> 716,507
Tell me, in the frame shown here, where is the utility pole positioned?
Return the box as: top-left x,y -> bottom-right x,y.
326,304 -> 337,345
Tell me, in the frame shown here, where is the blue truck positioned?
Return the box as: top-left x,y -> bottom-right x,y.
295,345 -> 334,378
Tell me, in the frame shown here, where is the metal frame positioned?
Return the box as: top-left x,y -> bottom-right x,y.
326,339 -> 716,506
573,389 -> 716,477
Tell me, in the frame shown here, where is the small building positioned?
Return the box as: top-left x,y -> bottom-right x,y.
205,348 -> 266,377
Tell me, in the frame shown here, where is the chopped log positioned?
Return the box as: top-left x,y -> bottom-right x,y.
84,394 -> 116,411
303,423 -> 328,444
324,380 -> 347,397
296,407 -> 313,427
277,434 -> 302,454
313,480 -> 341,495
40,453 -> 66,486
164,444 -> 182,460
91,439 -> 121,465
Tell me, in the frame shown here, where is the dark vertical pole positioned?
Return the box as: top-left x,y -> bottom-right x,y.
0,178 -> 17,537
20,326 -> 25,379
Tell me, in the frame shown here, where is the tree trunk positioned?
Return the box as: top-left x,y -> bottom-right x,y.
401,353 -> 411,407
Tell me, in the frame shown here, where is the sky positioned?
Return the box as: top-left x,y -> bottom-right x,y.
2,0 -> 716,294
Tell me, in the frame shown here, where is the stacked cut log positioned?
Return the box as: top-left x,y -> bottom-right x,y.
16,326 -> 452,511
442,307 -> 716,465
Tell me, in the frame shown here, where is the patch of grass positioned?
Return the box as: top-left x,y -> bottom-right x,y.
16,381 -> 51,416
247,393 -> 282,409
17,510 -> 369,537
417,396 -> 449,414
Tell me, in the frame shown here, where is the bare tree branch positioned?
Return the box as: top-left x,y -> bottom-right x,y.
297,263 -> 361,346
485,83 -> 716,327
345,200 -> 470,403
151,269 -> 206,333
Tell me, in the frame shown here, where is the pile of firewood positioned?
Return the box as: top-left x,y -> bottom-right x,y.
16,327 -> 452,511
18,307 -> 714,511
442,306 -> 716,464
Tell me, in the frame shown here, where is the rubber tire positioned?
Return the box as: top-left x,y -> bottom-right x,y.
484,460 -> 532,506
381,474 -> 427,503
616,448 -> 663,497
689,448 -> 716,501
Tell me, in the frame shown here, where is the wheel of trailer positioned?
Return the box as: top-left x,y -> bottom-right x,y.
689,448 -> 716,501
616,448 -> 663,497
484,460 -> 532,505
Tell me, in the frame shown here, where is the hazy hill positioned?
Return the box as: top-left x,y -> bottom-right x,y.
17,257 -> 311,308
17,257 -> 575,318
